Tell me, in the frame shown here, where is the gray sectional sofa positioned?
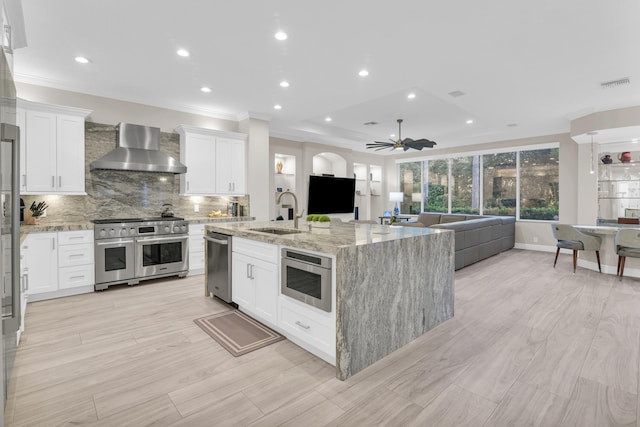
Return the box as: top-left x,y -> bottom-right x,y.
403,213 -> 515,270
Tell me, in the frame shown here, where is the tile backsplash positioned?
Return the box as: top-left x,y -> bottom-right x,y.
21,122 -> 248,222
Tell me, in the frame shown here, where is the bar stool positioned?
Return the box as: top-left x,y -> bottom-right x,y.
615,229 -> 640,279
550,224 -> 602,273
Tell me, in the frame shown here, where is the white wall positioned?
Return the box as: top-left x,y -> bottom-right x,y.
239,116 -> 270,221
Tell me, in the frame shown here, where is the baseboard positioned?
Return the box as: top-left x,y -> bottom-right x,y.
28,285 -> 94,302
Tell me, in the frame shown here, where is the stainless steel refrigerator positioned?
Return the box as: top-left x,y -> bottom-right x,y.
0,47 -> 20,414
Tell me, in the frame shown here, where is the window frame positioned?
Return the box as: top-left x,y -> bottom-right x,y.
395,142 -> 559,221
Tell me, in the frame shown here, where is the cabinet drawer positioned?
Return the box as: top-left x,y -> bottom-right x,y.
232,237 -> 278,264
279,302 -> 334,353
190,251 -> 205,270
58,230 -> 93,245
189,236 -> 204,253
189,224 -> 205,235
58,264 -> 94,289
58,243 -> 94,267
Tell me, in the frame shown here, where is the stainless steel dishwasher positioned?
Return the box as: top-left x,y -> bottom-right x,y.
204,232 -> 233,304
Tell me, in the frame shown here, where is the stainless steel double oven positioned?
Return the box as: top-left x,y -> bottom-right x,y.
93,217 -> 189,290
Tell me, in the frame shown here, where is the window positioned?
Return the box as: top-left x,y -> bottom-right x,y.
424,159 -> 448,213
451,155 -> 480,214
399,162 -> 421,214
397,145 -> 559,220
519,148 -> 559,220
483,152 -> 516,216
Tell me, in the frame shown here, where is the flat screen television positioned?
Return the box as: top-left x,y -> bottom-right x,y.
307,175 -> 356,214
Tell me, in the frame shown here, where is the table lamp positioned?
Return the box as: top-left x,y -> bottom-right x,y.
389,192 -> 403,216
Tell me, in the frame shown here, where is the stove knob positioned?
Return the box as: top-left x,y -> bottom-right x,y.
181,225 -> 187,232
121,228 -> 128,237
130,228 -> 136,235
164,226 -> 170,233
99,229 -> 106,237
109,228 -> 115,237
173,225 -> 180,233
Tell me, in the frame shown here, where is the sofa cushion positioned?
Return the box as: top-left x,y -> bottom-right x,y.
416,213 -> 442,226
440,214 -> 469,223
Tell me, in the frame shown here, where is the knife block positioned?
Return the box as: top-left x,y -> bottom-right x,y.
23,210 -> 39,225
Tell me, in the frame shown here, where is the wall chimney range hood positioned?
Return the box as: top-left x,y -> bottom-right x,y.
90,122 -> 187,174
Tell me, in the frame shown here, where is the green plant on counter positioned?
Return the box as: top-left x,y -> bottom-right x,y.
306,214 -> 331,222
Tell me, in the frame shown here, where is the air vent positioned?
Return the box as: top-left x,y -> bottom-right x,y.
448,90 -> 465,97
507,123 -> 518,127
601,77 -> 630,89
363,121 -> 379,126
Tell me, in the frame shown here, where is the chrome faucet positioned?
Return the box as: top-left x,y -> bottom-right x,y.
276,191 -> 303,229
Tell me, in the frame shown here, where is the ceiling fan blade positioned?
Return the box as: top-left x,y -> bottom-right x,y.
401,137 -> 414,144
404,138 -> 437,150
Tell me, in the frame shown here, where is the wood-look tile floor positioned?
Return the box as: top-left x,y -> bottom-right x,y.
5,249 -> 640,426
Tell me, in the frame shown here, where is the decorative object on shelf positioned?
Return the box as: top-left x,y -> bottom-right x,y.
366,119 -> 437,151
619,151 -> 632,163
276,160 -> 283,174
601,154 -> 613,164
389,192 -> 403,216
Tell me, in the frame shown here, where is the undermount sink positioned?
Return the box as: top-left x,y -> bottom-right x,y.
249,227 -> 303,235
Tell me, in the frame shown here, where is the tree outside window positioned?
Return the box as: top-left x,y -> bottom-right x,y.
399,162 -> 421,214
424,159 -> 448,213
519,148 -> 559,220
451,156 -> 480,214
483,152 -> 516,216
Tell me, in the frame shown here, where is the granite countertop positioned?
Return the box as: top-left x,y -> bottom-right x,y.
576,224 -> 640,235
18,216 -> 255,244
205,220 -> 449,255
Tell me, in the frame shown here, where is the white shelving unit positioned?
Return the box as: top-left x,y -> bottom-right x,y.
274,153 -> 296,219
370,164 -> 383,217
353,163 -> 369,220
598,161 -> 640,220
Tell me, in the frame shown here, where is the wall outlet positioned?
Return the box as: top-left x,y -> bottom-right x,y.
194,204 -> 199,212
533,236 -> 538,243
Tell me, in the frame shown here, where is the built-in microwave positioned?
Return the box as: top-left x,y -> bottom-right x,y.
281,248 -> 332,312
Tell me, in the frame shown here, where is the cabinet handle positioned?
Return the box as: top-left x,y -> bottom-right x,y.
59,176 -> 62,187
21,174 -> 25,187
52,238 -> 55,250
69,254 -> 84,258
23,273 -> 28,291
187,181 -> 190,191
51,175 -> 55,188
69,275 -> 85,280
249,264 -> 254,279
246,263 -> 250,279
295,321 -> 310,330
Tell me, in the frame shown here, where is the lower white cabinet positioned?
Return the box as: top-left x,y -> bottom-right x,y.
231,237 -> 278,327
278,295 -> 336,364
24,230 -> 95,301
188,224 -> 205,275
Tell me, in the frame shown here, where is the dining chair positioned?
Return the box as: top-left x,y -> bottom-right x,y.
614,229 -> 640,279
550,224 -> 602,273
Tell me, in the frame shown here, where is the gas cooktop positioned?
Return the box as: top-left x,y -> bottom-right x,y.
92,217 -> 185,224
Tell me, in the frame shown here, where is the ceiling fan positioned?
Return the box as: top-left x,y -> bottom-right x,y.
366,119 -> 437,151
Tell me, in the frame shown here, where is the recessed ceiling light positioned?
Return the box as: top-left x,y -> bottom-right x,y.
176,49 -> 190,57
74,56 -> 90,64
358,69 -> 369,77
280,81 -> 290,88
274,104 -> 282,110
200,86 -> 211,93
390,134 -> 396,138
507,123 -> 518,127
407,93 -> 416,99
275,32 -> 287,41
325,117 -> 332,122
466,119 -> 473,124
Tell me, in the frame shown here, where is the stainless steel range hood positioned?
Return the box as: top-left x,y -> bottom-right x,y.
90,123 -> 187,174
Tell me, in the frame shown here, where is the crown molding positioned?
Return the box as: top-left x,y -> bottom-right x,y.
174,124 -> 247,140
236,111 -> 272,122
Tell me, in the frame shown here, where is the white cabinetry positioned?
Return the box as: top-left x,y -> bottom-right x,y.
18,100 -> 91,195
231,237 -> 278,327
215,137 -> 246,194
26,230 -> 94,301
22,232 -> 57,295
278,296 -> 335,362
176,125 -> 247,196
188,223 -> 205,275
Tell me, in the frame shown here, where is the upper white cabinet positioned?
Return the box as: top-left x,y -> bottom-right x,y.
175,125 -> 247,196
18,100 -> 91,195
215,137 -> 246,194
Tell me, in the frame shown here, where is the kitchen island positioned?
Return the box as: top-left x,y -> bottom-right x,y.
205,220 -> 454,380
